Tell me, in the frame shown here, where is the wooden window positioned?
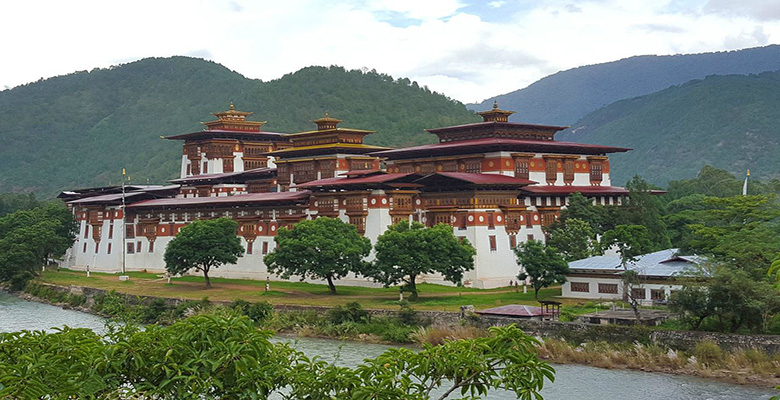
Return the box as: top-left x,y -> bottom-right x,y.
598,283 -> 618,294
107,243 -> 112,255
459,213 -> 467,230
82,242 -> 87,253
651,289 -> 666,301
631,288 -> 646,299
514,159 -> 529,179
545,159 -> 557,183
489,235 -> 497,252
95,242 -> 99,254
136,241 -> 142,253
509,235 -> 517,249
202,162 -> 208,174
590,162 -> 603,183
262,241 -> 269,255
108,224 -> 114,239
126,224 -> 135,239
246,241 -> 253,255
84,224 -> 89,238
465,160 -> 481,174
564,160 -> 575,183
126,242 -> 135,254
149,241 -> 154,253
487,213 -> 495,230
527,234 -> 534,241
570,282 -> 589,292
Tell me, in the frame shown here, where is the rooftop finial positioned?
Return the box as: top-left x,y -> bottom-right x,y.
229,102 -> 235,111
493,100 -> 498,109
325,111 -> 329,118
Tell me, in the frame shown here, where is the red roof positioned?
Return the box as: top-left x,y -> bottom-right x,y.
165,129 -> 290,141
339,170 -> 385,177
294,173 -> 419,189
426,172 -> 536,186
476,305 -> 546,318
372,138 -> 631,159
521,185 -> 629,196
425,121 -> 568,134
171,168 -> 275,184
127,191 -> 311,209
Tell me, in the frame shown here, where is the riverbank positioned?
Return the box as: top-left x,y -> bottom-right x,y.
11,282 -> 780,390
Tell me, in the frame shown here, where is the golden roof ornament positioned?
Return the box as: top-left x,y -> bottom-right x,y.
478,101 -> 515,123
313,111 -> 343,131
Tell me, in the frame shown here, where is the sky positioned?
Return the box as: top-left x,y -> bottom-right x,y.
1,0 -> 779,103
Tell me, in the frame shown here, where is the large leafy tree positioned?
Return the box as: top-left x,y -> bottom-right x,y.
515,240 -> 569,300
368,221 -> 475,300
164,217 -> 244,288
264,217 -> 371,294
601,224 -> 653,320
544,217 -> 596,262
0,312 -> 554,399
0,204 -> 76,289
672,266 -> 780,333
670,195 -> 780,278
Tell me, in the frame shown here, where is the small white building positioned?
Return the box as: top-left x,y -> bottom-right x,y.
561,249 -> 703,305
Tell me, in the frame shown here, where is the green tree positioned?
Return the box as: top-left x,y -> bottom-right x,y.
0,312 -> 555,399
672,266 -> 780,333
544,218 -> 596,262
601,225 -> 653,320
515,240 -> 569,300
163,217 -> 244,288
558,192 -> 609,234
0,204 -> 76,289
369,221 -> 475,300
622,175 -> 671,250
264,217 -> 371,294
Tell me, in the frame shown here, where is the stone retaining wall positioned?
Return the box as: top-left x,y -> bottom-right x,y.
35,283 -> 780,354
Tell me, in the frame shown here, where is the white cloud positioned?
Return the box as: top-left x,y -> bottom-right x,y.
0,0 -> 779,103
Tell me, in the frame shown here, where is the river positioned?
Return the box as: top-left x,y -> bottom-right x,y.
0,291 -> 776,400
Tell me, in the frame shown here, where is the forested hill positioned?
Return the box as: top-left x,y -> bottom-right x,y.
557,71 -> 780,186
468,45 -> 780,126
0,57 -> 478,197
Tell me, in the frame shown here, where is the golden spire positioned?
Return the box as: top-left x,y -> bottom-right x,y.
229,102 -> 235,111
478,101 -> 515,122
747,169 -> 751,177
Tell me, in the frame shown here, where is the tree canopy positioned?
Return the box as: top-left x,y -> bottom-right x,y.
544,217 -> 596,262
264,217 -> 372,294
515,240 -> 569,300
368,221 -> 475,300
163,217 -> 244,288
0,312 -> 555,399
0,203 -> 76,289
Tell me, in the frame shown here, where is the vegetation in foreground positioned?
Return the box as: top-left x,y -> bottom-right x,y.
0,311 -> 553,399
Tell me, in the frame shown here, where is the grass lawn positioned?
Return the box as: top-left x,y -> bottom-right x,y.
37,269 -> 577,311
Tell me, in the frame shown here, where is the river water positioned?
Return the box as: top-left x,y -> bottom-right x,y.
0,291 -> 776,400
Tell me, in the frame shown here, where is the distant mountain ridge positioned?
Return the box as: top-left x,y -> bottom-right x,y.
558,71 -> 780,186
469,45 -> 780,126
0,57 -> 478,197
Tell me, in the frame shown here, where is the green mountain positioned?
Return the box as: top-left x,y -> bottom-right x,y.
558,71 -> 780,186
0,57 -> 478,197
468,45 -> 780,126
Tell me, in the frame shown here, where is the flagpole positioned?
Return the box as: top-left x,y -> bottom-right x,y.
121,168 -> 127,274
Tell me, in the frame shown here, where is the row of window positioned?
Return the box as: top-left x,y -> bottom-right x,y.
569,282 -> 667,300
457,234 -> 535,252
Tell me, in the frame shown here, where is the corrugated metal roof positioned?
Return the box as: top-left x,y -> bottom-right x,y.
568,248 -> 703,277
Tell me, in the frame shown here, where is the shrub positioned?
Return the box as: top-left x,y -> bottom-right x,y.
138,298 -> 168,323
694,340 -> 724,366
246,302 -> 274,323
397,301 -> 418,326
381,325 -> 415,343
327,302 -> 370,324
